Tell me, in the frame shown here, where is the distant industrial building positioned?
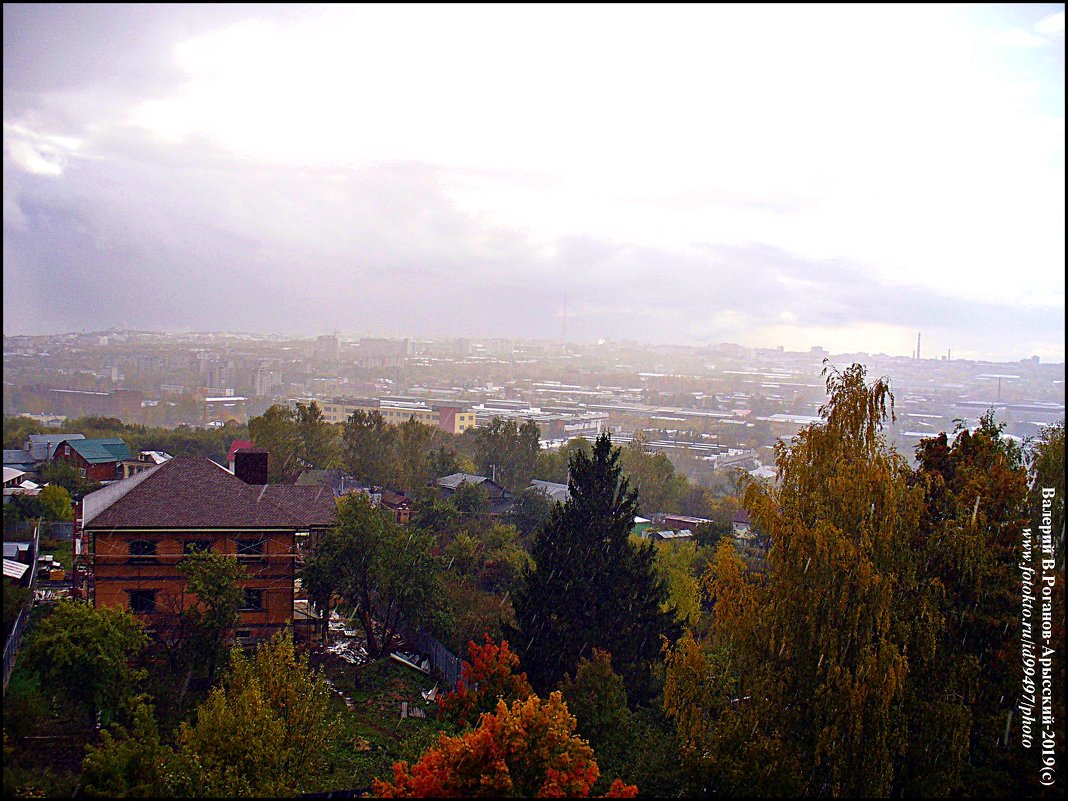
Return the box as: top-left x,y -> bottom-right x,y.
306,397 -> 477,434
203,396 -> 248,426
470,402 -> 608,444
47,388 -> 143,419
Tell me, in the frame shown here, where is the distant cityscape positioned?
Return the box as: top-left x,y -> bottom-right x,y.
5,330 -> 1064,481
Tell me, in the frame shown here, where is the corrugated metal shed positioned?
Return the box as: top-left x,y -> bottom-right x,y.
3,559 -> 29,579
3,467 -> 26,485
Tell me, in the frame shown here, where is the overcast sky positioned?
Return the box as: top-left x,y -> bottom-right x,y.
4,4 -> 1064,361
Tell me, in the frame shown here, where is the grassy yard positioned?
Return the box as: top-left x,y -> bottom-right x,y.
306,653 -> 457,794
37,536 -> 73,572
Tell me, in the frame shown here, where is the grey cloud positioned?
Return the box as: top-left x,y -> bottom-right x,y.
5,130 -> 1063,359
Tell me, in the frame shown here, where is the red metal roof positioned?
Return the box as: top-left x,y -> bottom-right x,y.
227,439 -> 255,463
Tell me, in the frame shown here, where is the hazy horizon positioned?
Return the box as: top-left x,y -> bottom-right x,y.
4,4 -> 1065,362
6,324 -> 1066,366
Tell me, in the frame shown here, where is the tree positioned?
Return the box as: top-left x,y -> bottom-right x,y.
661,624 -> 739,791
437,635 -> 533,728
374,691 -> 637,798
391,418 -> 440,494
341,409 -> 395,487
698,363 -> 933,796
302,493 -> 444,658
559,649 -> 631,791
80,696 -> 179,798
451,480 -> 490,515
174,631 -> 341,797
247,404 -> 299,482
82,632 -> 341,798
3,493 -> 45,524
1030,421 -> 1064,556
37,484 -> 74,522
176,550 -> 247,685
3,583 -> 33,634
427,446 -> 460,481
39,460 -> 93,499
901,411 -> 1032,795
410,489 -> 461,537
23,601 -> 148,728
507,487 -> 555,540
534,437 -> 591,484
475,418 -> 541,493
619,432 -> 688,514
2,415 -> 46,450
509,431 -> 680,705
652,540 -> 704,628
295,400 -> 341,470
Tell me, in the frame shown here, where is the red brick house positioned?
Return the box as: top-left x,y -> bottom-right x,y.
83,454 -> 336,642
52,438 -> 132,482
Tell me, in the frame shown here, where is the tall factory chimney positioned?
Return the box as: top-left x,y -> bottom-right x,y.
916,332 -> 921,360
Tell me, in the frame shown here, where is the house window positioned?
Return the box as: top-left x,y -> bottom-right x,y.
128,589 -> 157,613
128,540 -> 158,563
236,629 -> 252,640
236,538 -> 265,561
183,540 -> 212,555
240,589 -> 264,610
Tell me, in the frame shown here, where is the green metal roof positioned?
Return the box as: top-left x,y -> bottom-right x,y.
66,438 -> 131,464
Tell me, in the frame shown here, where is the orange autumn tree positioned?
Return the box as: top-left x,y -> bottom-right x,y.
373,691 -> 638,798
437,634 -> 533,728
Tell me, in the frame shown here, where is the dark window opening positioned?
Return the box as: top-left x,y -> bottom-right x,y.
183,540 -> 212,555
236,538 -> 265,560
241,589 -> 264,610
128,540 -> 158,562
128,589 -> 157,613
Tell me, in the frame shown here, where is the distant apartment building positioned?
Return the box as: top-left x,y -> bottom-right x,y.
307,398 -> 477,434
313,335 -> 340,362
356,338 -> 409,368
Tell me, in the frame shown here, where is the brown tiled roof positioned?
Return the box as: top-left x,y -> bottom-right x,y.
256,484 -> 338,527
85,456 -> 336,530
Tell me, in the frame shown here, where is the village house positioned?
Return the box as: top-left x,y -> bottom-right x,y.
119,450 -> 173,479
82,451 -> 336,643
51,438 -> 132,483
25,433 -> 85,464
435,472 -> 514,514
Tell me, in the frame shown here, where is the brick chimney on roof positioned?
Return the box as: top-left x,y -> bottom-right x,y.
233,448 -> 269,485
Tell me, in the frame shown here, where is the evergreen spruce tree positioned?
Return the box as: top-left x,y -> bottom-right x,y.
509,431 -> 680,705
